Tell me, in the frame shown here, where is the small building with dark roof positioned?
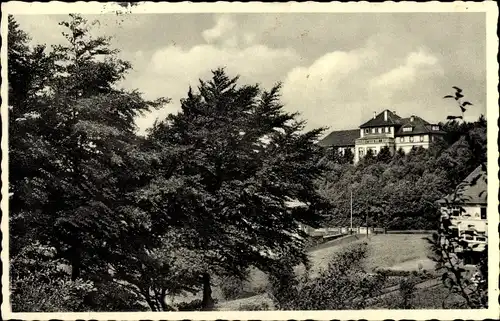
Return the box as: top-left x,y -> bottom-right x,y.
437,165 -> 488,252
317,129 -> 358,156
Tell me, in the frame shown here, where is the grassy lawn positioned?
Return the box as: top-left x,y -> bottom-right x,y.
307,233 -> 434,274
215,233 -> 437,310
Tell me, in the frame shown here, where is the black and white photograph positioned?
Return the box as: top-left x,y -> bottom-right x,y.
1,2 -> 498,320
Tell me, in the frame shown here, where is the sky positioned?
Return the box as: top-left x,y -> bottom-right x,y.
12,11 -> 487,136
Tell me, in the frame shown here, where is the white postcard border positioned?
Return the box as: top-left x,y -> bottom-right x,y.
1,1 -> 498,320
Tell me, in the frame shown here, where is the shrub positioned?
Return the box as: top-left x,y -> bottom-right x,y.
268,242 -> 389,310
239,302 -> 271,311
218,274 -> 247,300
267,257 -> 300,310
176,299 -> 203,311
10,242 -> 96,312
375,268 -> 411,277
399,277 -> 417,309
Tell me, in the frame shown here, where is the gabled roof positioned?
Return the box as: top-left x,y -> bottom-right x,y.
395,115 -> 446,136
360,110 -> 403,128
318,129 -> 358,147
438,165 -> 487,205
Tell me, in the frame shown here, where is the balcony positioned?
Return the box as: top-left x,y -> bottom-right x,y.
355,135 -> 395,145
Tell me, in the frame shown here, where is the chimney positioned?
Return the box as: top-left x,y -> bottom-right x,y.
384,110 -> 388,121
410,115 -> 415,122
373,111 -> 376,119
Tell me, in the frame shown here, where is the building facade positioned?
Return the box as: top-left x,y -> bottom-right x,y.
318,110 -> 446,163
437,165 -> 488,253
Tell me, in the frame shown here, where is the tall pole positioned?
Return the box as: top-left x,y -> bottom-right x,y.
366,212 -> 369,239
350,190 -> 353,233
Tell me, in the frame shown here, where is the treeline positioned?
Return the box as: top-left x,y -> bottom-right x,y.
317,116 -> 487,230
7,15 -> 331,311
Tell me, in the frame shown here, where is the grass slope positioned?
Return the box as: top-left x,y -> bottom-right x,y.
216,233 -> 436,310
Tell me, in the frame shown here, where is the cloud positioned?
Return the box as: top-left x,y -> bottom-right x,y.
201,14 -> 258,49
202,15 -> 236,44
371,48 -> 442,90
281,45 -> 448,133
132,15 -> 301,135
281,47 -> 379,130
15,13 -> 483,136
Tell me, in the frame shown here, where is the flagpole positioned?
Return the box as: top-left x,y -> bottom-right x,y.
350,190 -> 353,233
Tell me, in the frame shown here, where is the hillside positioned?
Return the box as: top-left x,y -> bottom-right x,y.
215,233 -> 435,310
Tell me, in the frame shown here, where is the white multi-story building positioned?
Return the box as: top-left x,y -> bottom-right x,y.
437,165 -> 488,252
318,109 -> 446,163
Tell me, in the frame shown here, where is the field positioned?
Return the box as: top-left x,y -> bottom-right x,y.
307,233 -> 434,274
215,233 -> 438,310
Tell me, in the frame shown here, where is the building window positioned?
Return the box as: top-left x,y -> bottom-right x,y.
432,125 -> 440,131
420,135 -> 424,142
480,207 -> 487,219
371,128 -> 376,133
385,127 -> 389,133
365,128 -> 370,134
377,127 -> 382,134
403,127 -> 413,132
358,148 -> 364,157
409,136 -> 414,143
399,137 -> 403,143
431,135 -> 435,142
379,139 -> 383,143
405,136 -> 410,143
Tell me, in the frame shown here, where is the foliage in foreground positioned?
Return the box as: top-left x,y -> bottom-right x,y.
427,217 -> 488,309
10,243 -> 95,312
426,89 -> 488,310
268,243 -> 389,310
8,14 -> 329,312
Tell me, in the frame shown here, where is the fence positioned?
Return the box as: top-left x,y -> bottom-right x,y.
304,226 -> 378,237
303,226 -> 435,237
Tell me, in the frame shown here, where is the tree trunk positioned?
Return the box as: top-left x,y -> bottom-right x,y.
201,272 -> 214,311
143,289 -> 157,312
159,288 -> 169,311
70,245 -> 82,281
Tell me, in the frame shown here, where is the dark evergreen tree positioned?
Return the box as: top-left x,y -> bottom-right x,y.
376,146 -> 392,163
147,69 -> 330,309
8,14 -> 168,311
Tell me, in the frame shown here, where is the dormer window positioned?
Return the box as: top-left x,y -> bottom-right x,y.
402,127 -> 413,132
431,125 -> 440,131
